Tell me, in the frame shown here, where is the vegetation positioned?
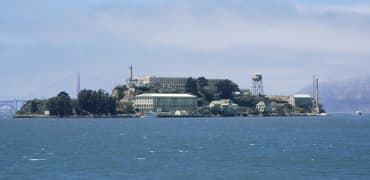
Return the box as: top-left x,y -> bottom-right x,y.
215,80 -> 239,99
46,92 -> 73,117
185,77 -> 240,106
117,102 -> 135,114
18,89 -> 117,117
196,77 -> 214,103
209,106 -> 238,117
233,94 -> 270,108
18,99 -> 47,115
78,89 -> 116,115
18,75 -> 324,117
185,78 -> 198,95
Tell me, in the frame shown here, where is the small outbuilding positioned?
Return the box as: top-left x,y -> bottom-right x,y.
289,94 -> 313,107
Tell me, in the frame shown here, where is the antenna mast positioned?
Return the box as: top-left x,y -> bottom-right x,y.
77,72 -> 81,97
315,78 -> 319,106
129,65 -> 133,81
313,75 -> 320,113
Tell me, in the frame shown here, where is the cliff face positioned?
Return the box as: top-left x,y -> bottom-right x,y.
299,77 -> 370,112
112,86 -> 128,101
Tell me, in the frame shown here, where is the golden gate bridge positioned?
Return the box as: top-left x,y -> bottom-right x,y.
0,100 -> 27,115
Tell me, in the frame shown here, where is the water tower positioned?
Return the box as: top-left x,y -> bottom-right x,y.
252,73 -> 264,96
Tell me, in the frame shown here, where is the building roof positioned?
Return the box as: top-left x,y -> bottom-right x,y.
134,76 -> 227,81
136,93 -> 197,98
211,99 -> 232,103
292,94 -> 312,98
135,76 -> 188,80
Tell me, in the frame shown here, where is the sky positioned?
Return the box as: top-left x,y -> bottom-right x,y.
1,0 -> 370,99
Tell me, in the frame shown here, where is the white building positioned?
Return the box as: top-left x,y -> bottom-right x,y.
134,93 -> 197,114
256,101 -> 266,113
209,99 -> 238,112
289,94 -> 314,107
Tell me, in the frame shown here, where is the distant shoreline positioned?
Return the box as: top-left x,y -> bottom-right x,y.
13,113 -> 317,119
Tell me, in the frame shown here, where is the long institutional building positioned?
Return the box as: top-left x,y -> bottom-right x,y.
128,76 -> 226,91
134,94 -> 197,114
128,76 -> 227,114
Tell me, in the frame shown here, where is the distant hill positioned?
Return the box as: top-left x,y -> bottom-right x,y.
299,77 -> 370,113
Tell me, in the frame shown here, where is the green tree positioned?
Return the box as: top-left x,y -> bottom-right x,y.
78,89 -> 95,114
197,77 -> 208,89
215,80 -> 239,99
195,77 -> 210,106
105,95 -> 117,115
121,102 -> 135,114
185,78 -> 198,95
46,98 -> 57,115
30,100 -> 38,113
78,89 -> 116,115
46,92 -> 73,117
18,99 -> 47,115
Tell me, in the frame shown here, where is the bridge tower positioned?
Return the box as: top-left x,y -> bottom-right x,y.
0,100 -> 27,115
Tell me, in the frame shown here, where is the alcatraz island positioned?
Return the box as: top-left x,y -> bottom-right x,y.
16,66 -> 326,118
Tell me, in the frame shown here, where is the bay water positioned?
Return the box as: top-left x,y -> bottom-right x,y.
1,114 -> 370,179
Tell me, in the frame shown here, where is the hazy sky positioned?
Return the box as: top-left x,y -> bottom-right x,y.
1,0 -> 370,99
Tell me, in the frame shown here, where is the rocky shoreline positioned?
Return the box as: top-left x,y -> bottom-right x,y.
13,113 -> 319,119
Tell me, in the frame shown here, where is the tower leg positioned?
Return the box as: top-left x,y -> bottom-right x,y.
15,100 -> 17,114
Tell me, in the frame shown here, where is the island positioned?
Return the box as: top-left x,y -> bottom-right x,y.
16,67 -> 325,118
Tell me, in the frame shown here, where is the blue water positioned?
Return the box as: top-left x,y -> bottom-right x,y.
1,114 -> 370,179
